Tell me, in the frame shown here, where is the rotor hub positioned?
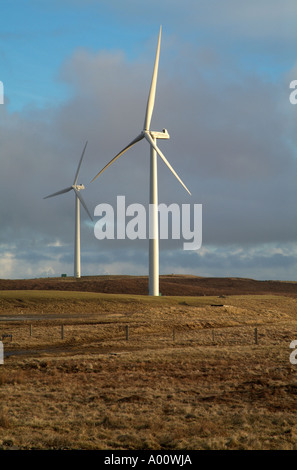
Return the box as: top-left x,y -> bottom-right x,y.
73,184 -> 85,191
148,129 -> 170,140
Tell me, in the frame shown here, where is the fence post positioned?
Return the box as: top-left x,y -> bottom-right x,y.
61,325 -> 64,340
212,329 -> 215,343
126,325 -> 129,341
254,327 -> 258,345
30,324 -> 32,337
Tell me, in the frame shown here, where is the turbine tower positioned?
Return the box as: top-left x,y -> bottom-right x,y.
44,141 -> 93,279
91,26 -> 191,295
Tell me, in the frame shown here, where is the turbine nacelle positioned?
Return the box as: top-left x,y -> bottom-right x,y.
72,184 -> 85,191
147,129 -> 170,140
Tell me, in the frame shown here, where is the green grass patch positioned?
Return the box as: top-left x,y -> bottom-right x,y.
0,289 -> 283,308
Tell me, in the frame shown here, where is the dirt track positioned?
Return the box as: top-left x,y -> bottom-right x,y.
0,274 -> 296,297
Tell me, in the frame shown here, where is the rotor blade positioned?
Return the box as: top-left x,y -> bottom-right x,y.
143,26 -> 162,131
144,132 -> 191,195
74,141 -> 88,185
43,186 -> 73,199
73,188 -> 93,221
91,133 -> 144,183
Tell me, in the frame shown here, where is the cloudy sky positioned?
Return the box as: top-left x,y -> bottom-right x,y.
0,0 -> 297,281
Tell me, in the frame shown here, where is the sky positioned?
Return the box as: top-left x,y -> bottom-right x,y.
0,0 -> 297,281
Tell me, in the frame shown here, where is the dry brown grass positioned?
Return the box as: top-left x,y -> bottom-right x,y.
0,290 -> 297,449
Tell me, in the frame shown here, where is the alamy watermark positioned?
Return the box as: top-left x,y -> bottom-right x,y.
0,81 -> 3,104
289,80 -> 297,104
94,196 -> 202,251
289,340 -> 297,364
0,341 -> 3,365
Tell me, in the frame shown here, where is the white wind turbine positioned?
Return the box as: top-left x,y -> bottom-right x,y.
44,141 -> 93,279
91,26 -> 191,296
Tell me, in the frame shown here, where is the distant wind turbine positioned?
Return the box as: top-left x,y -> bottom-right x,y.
44,141 -> 93,279
91,26 -> 191,296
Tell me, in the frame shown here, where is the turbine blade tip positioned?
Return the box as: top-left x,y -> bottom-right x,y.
90,175 -> 98,183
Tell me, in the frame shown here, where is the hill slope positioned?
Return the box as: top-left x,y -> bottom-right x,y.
0,274 -> 296,296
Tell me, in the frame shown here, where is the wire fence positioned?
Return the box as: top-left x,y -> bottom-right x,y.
1,320 -> 294,351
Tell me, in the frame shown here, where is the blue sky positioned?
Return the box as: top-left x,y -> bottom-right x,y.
0,0 -> 297,281
2,0 -> 295,111
1,1 -> 122,110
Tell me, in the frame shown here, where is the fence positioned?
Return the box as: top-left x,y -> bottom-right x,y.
0,321 -> 292,351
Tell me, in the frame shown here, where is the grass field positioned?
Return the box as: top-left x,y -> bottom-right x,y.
0,289 -> 297,450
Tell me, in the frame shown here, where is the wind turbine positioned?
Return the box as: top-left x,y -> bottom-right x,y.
44,141 -> 93,279
91,26 -> 191,296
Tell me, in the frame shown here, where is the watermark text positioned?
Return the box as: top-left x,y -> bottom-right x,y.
94,196 -> 202,251
289,80 -> 297,104
289,340 -> 297,364
0,81 -> 3,104
0,341 -> 3,365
